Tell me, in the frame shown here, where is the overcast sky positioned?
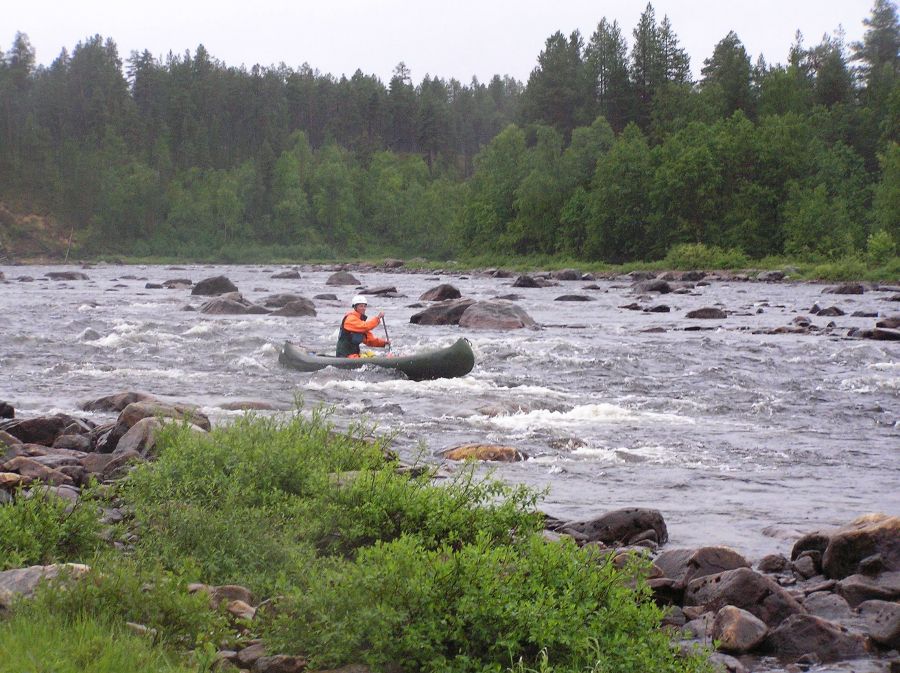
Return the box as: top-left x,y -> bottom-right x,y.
5,0 -> 878,84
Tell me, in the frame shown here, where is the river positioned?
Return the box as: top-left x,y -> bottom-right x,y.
2,263 -> 898,561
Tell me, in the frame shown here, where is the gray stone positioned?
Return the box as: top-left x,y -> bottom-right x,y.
192,275 -> 238,296
419,284 -> 461,301
561,508 -> 667,546
409,299 -> 476,326
325,271 -> 360,286
837,571 -> 900,607
802,591 -> 854,621
655,546 -> 750,589
686,307 -> 727,319
0,564 -> 91,613
458,301 -> 536,330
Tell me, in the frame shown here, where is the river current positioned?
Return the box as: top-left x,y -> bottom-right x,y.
2,263 -> 898,561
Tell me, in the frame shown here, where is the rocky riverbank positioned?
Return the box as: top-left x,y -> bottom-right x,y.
1,394 -> 898,673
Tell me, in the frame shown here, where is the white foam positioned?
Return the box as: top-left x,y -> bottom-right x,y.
183,323 -> 218,336
482,403 -> 692,432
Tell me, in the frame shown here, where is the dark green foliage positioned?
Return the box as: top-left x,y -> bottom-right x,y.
1,2 -> 897,269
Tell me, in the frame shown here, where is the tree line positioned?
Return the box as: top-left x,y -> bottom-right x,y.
0,1 -> 897,263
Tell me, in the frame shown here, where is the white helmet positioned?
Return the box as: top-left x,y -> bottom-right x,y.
351,294 -> 368,306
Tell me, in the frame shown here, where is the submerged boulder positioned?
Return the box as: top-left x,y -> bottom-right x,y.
325,271 -> 360,286
458,301 -> 536,330
192,275 -> 238,296
410,299 -> 476,326
560,508 -> 668,546
200,293 -> 269,315
420,284 -> 461,301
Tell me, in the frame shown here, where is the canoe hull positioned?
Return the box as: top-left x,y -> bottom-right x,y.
278,338 -> 475,381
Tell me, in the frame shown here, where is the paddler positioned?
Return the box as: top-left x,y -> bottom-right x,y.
335,295 -> 390,358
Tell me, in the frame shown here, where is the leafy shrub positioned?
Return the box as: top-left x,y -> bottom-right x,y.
19,555 -> 230,650
867,230 -> 897,267
0,490 -> 101,570
0,612 -> 197,673
662,243 -> 748,269
265,533 -> 710,673
305,464 -> 543,555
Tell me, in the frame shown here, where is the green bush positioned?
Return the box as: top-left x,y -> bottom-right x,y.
0,489 -> 102,570
18,555 -> 230,650
867,230 -> 897,267
0,612 -> 196,673
305,464 -> 543,555
662,243 -> 748,270
265,533 -> 709,673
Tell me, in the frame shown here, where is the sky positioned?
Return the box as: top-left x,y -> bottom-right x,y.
5,0 -> 879,84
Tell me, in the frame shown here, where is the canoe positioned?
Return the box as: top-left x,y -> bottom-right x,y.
278,338 -> 475,381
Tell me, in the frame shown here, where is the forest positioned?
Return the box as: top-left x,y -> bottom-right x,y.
0,1 -> 897,265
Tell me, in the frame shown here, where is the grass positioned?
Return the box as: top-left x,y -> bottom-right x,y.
0,612 -> 198,673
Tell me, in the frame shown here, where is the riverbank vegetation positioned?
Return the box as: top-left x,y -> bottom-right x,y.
1,2 -> 897,274
0,412 -> 712,672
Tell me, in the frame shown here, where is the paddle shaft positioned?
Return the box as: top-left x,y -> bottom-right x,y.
382,315 -> 391,351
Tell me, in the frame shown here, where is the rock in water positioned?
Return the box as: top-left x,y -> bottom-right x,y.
191,275 -> 238,296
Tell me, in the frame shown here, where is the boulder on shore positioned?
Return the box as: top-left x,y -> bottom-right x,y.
684,567 -> 804,627
655,546 -> 750,589
118,401 -> 211,432
763,614 -> 869,663
711,605 -> 768,654
79,391 -> 157,413
792,513 -> 900,580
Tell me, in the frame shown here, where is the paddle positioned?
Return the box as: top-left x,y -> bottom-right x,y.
381,314 -> 392,352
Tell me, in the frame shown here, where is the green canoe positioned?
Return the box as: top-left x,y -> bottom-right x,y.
278,337 -> 475,381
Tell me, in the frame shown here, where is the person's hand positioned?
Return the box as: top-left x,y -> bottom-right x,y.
377,311 -> 385,319
385,339 -> 391,345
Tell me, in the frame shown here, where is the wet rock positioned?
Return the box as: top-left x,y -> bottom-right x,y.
0,402 -> 13,419
711,605 -> 768,653
686,307 -> 727,319
192,275 -> 238,296
550,269 -> 581,280
162,278 -> 192,289
326,271 -> 360,286
876,316 -> 900,329
858,600 -> 900,649
262,293 -> 309,309
865,328 -> 900,340
356,285 -> 397,298
825,283 -> 865,295
634,279 -> 672,294
764,614 -> 870,663
684,567 -> 804,626
793,554 -> 819,579
409,298 -> 476,326
555,294 -> 593,301
837,571 -> 900,607
620,302 -> 642,310
513,275 -> 541,288
629,270 -> 657,281
707,652 -> 747,673
118,401 -> 211,432
420,284 -> 461,301
757,271 -> 785,282
439,444 -> 526,462
270,300 -> 316,317
46,271 -> 89,281
644,304 -> 671,312
200,293 -> 270,315
655,546 -> 750,589
0,472 -> 30,489
270,270 -> 301,279
80,391 -> 159,413
459,301 -> 536,330
314,293 -> 338,301
561,508 -> 668,546
816,306 -> 845,317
